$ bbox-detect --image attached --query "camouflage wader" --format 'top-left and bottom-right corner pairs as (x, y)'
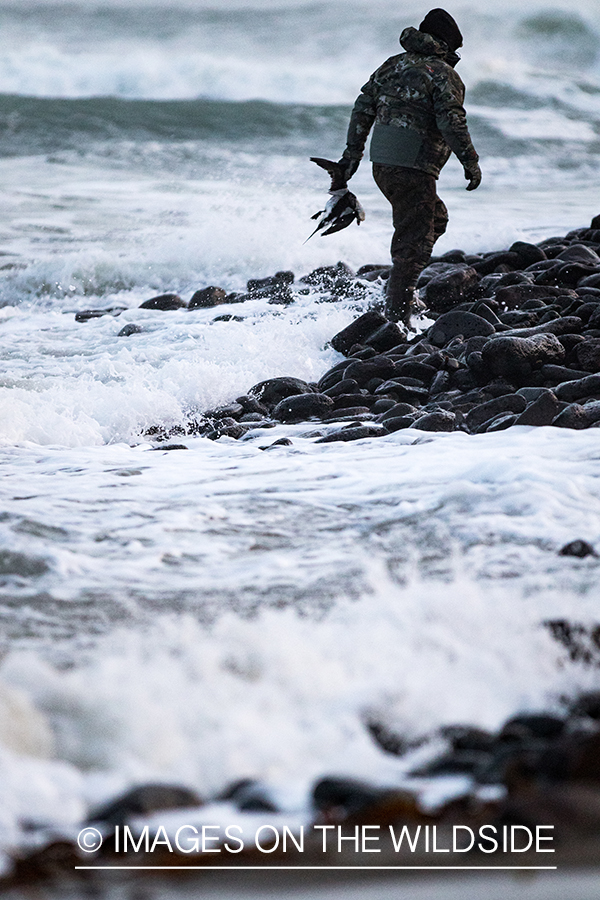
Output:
(372, 164), (448, 321)
(341, 26), (479, 322)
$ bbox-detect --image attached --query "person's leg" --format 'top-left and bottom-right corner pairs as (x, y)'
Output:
(372, 164), (440, 323)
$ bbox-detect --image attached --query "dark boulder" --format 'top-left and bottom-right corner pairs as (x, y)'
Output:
(75, 306), (126, 322)
(393, 361), (438, 384)
(272, 393), (333, 423)
(374, 381), (429, 404)
(515, 390), (566, 426)
(315, 424), (387, 443)
(313, 777), (389, 816)
(139, 293), (187, 310)
(423, 265), (480, 313)
(483, 413), (518, 432)
(410, 410), (456, 431)
(559, 540), (597, 559)
(481, 333), (565, 383)
(247, 270), (294, 292)
(301, 261), (354, 289)
(343, 355), (396, 386)
(118, 323), (144, 336)
(323, 378), (360, 398)
(188, 286), (228, 309)
(465, 394), (527, 431)
(556, 244), (600, 265)
(428, 311), (495, 346)
(555, 373), (600, 402)
(249, 376), (312, 408)
(383, 415), (417, 432)
(89, 784), (202, 826)
(509, 241), (547, 267)
(552, 401), (600, 429)
(330, 310), (387, 355)
(540, 364), (590, 385)
(364, 322), (406, 353)
(574, 339), (600, 372)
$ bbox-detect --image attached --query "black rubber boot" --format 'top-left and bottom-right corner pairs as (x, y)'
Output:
(384, 287), (414, 326)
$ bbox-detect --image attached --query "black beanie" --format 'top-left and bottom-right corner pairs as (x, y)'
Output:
(419, 8), (463, 51)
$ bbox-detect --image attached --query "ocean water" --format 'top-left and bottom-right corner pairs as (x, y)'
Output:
(1, 0), (600, 889)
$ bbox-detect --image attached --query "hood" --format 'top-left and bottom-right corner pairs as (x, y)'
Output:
(399, 26), (460, 66)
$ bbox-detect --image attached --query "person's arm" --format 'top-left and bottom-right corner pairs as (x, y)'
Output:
(338, 75), (378, 180)
(431, 71), (481, 190)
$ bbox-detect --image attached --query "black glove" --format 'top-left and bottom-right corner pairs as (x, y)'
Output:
(464, 161), (482, 191)
(337, 155), (360, 182)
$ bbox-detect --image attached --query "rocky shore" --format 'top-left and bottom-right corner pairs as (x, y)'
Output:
(81, 214), (600, 446)
(3, 692), (600, 892)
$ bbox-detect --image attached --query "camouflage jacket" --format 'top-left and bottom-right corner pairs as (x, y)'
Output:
(344, 27), (479, 178)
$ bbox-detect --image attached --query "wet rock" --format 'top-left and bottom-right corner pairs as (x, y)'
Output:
(331, 394), (372, 410)
(410, 410), (456, 431)
(555, 373), (600, 402)
(207, 422), (248, 440)
(366, 721), (408, 756)
(372, 397), (399, 414)
(578, 272), (600, 289)
(249, 376), (313, 408)
(374, 381), (429, 404)
(151, 443), (189, 450)
(219, 779), (279, 812)
(323, 378), (360, 398)
(429, 370), (451, 394)
(204, 402), (244, 420)
(75, 307), (126, 322)
(509, 241), (547, 267)
(383, 415), (417, 432)
(272, 392), (333, 423)
(465, 394), (527, 432)
(428, 311), (495, 346)
(301, 261), (354, 289)
(343, 355), (396, 386)
(247, 271), (294, 292)
(118, 323), (144, 336)
(481, 333), (565, 383)
(235, 395), (269, 416)
(330, 310), (387, 355)
(559, 540), (597, 558)
(574, 339), (600, 372)
(471, 251), (521, 275)
(315, 424), (387, 443)
(260, 437), (293, 450)
(188, 286), (228, 308)
(139, 293), (187, 310)
(89, 785), (202, 826)
(515, 390), (566, 426)
(499, 714), (566, 742)
(326, 408), (373, 421)
(570, 692), (600, 719)
(540, 364), (590, 385)
(475, 413), (515, 433)
(556, 244), (600, 266)
(552, 401), (600, 429)
(393, 361), (437, 384)
(312, 778), (389, 817)
(423, 265), (480, 313)
(365, 322), (406, 353)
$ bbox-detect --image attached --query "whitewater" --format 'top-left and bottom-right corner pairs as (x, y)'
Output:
(1, 0), (600, 888)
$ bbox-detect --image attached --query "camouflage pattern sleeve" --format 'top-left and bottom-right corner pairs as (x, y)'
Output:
(430, 70), (479, 169)
(343, 75), (378, 163)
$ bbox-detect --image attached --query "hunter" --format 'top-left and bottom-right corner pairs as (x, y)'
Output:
(338, 8), (481, 325)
